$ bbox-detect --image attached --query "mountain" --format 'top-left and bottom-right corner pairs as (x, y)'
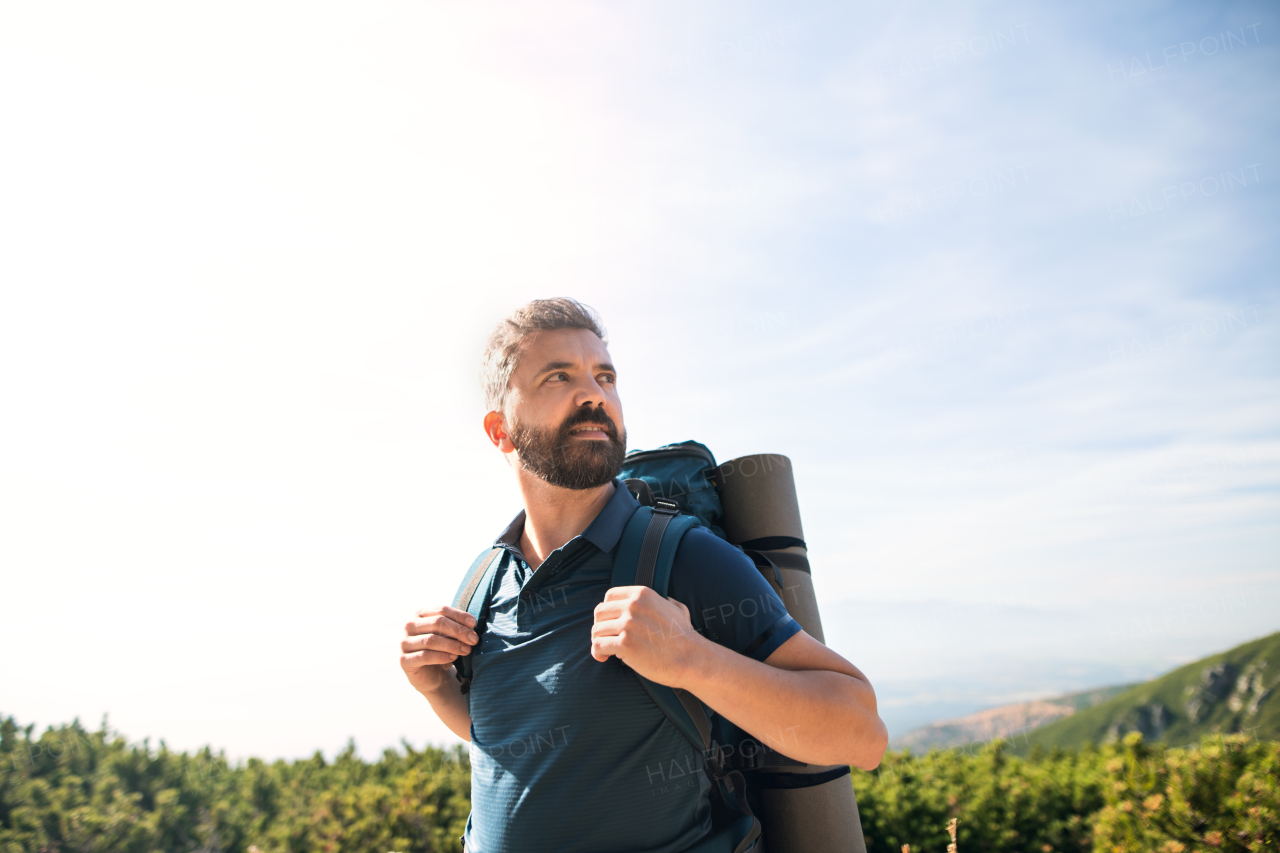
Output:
(1019, 630), (1280, 751)
(891, 684), (1136, 751)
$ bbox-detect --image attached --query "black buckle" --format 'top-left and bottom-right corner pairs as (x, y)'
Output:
(624, 477), (655, 507)
(704, 743), (728, 779)
(652, 497), (680, 516)
(454, 670), (472, 695)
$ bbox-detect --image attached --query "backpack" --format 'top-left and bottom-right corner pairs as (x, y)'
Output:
(452, 441), (862, 853)
(615, 442), (857, 853)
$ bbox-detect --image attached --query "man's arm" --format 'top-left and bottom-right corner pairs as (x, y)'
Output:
(591, 587), (887, 770)
(681, 628), (886, 770)
(400, 605), (478, 741)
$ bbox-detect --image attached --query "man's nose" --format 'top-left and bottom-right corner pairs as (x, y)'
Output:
(574, 376), (608, 406)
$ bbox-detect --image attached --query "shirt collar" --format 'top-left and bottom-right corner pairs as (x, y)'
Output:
(493, 479), (639, 557)
(582, 479), (640, 552)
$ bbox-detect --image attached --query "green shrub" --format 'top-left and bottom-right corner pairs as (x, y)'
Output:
(1091, 732), (1280, 852)
(0, 717), (469, 853)
(854, 734), (1280, 853)
(5, 715), (1278, 852)
(855, 740), (1107, 852)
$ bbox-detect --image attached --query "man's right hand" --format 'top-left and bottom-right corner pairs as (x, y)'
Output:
(400, 605), (480, 696)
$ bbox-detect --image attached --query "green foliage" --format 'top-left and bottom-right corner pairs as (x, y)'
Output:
(0, 716), (470, 853)
(4, 715), (1278, 852)
(1091, 732), (1280, 852)
(855, 740), (1108, 852)
(854, 733), (1280, 853)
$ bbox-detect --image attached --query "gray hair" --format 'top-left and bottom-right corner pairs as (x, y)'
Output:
(481, 298), (608, 412)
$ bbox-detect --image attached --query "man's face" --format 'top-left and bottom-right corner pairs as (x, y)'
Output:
(500, 327), (626, 490)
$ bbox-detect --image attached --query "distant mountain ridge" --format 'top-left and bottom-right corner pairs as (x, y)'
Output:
(891, 684), (1135, 751)
(1021, 630), (1280, 751)
(891, 630), (1280, 753)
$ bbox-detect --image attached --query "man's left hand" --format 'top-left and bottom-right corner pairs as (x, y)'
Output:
(590, 586), (706, 688)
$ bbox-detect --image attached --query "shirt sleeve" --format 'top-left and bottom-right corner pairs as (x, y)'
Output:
(667, 526), (802, 662)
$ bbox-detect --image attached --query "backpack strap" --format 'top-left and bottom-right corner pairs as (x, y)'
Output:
(740, 548), (785, 591)
(613, 500), (762, 853)
(451, 546), (504, 695)
(613, 501), (706, 749)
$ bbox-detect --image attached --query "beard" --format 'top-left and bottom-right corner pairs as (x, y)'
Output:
(508, 406), (627, 490)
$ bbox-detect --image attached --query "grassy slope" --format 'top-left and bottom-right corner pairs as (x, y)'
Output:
(1019, 630), (1280, 751)
(1057, 683), (1142, 712)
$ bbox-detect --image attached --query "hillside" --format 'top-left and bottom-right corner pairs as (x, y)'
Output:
(892, 684), (1135, 751)
(1019, 630), (1280, 751)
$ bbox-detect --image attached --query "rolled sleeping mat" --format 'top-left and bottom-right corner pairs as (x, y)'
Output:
(716, 454), (805, 545)
(716, 454), (822, 643)
(752, 545), (824, 645)
(756, 776), (866, 853)
(715, 453), (868, 853)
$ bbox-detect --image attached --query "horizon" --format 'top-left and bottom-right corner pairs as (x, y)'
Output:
(13, 628), (1280, 761)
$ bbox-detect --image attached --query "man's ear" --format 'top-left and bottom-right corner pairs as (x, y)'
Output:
(484, 410), (516, 453)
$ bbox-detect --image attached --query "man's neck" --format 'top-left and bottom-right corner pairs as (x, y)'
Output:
(516, 475), (616, 570)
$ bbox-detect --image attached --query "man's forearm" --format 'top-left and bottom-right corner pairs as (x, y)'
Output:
(678, 639), (886, 770)
(422, 667), (473, 742)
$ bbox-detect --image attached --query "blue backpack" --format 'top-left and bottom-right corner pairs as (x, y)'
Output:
(452, 441), (830, 853)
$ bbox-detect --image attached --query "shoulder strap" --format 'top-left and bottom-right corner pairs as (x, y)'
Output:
(614, 501), (708, 747)
(613, 501), (761, 853)
(613, 499), (697, 595)
(452, 546), (504, 695)
(454, 546), (503, 617)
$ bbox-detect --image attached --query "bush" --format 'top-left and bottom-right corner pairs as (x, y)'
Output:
(1091, 732), (1280, 852)
(855, 740), (1107, 852)
(4, 715), (1277, 852)
(0, 717), (470, 853)
(854, 734), (1279, 852)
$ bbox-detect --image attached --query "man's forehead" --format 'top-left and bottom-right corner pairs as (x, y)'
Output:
(517, 328), (613, 374)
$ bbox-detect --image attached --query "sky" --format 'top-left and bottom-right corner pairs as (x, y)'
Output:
(1, 0), (1277, 760)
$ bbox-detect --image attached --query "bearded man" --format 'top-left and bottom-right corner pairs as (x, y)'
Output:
(400, 298), (886, 853)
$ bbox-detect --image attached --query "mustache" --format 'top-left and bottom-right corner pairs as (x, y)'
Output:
(509, 403), (627, 490)
(559, 406), (619, 438)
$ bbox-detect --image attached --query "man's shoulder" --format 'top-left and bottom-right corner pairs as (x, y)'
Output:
(671, 524), (752, 571)
(668, 522), (797, 655)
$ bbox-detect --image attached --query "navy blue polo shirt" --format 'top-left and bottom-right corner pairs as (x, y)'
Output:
(462, 481), (801, 853)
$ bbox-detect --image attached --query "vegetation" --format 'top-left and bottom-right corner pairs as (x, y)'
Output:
(1091, 733), (1279, 853)
(856, 739), (1105, 852)
(0, 717), (470, 853)
(1022, 631), (1280, 752)
(4, 714), (1277, 853)
(856, 733), (1279, 852)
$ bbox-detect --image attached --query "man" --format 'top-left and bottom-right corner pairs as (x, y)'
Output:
(400, 298), (886, 852)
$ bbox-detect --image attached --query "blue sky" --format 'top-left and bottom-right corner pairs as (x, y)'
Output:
(1, 0), (1277, 757)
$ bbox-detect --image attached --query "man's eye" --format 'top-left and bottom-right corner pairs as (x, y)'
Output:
(549, 372), (569, 382)
(599, 374), (615, 384)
